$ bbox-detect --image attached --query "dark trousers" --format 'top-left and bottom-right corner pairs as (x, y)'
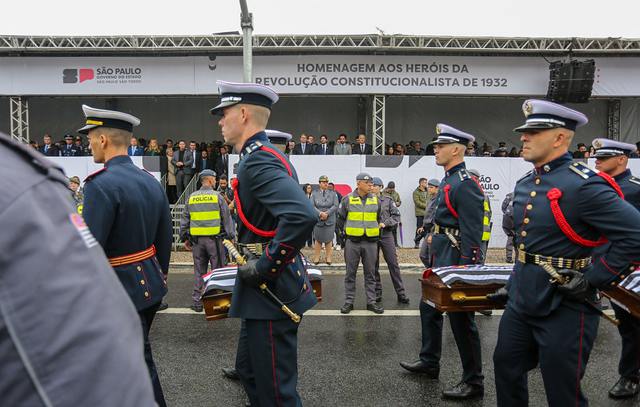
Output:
(166, 185), (177, 204)
(191, 237), (224, 306)
(612, 303), (640, 379)
(373, 230), (406, 298)
(236, 319), (302, 407)
(175, 170), (193, 198)
(139, 304), (166, 407)
(493, 305), (599, 407)
(415, 216), (424, 246)
(419, 301), (483, 385)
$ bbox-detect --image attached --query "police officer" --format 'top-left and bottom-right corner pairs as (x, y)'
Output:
(211, 81), (318, 406)
(79, 105), (172, 407)
(0, 133), (156, 406)
(338, 172), (384, 314)
(418, 178), (440, 268)
(400, 124), (485, 400)
(591, 138), (640, 399)
(491, 100), (640, 406)
(501, 192), (515, 263)
(180, 169), (235, 312)
(467, 168), (493, 259)
(371, 177), (409, 304)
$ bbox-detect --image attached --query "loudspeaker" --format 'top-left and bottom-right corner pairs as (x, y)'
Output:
(546, 59), (595, 103)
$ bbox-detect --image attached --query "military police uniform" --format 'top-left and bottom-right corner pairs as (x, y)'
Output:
(79, 105), (172, 407)
(591, 138), (640, 398)
(371, 177), (409, 303)
(180, 169), (235, 312)
(211, 81), (318, 407)
(493, 100), (640, 406)
(401, 124), (486, 399)
(0, 133), (156, 406)
(337, 172), (384, 314)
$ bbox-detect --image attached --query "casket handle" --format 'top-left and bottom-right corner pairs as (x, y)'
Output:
(451, 292), (488, 303)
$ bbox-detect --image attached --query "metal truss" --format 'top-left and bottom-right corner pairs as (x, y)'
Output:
(3, 35), (640, 55)
(372, 95), (386, 155)
(10, 97), (29, 144)
(607, 99), (621, 140)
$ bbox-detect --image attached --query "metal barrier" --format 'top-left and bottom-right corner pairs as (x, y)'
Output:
(170, 173), (200, 249)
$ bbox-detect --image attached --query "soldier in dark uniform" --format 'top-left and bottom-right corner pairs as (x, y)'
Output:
(79, 105), (172, 407)
(371, 177), (409, 304)
(0, 133), (156, 406)
(491, 100), (640, 406)
(591, 138), (640, 399)
(400, 124), (485, 400)
(211, 80), (318, 406)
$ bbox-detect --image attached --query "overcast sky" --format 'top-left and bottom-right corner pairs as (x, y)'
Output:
(3, 0), (639, 38)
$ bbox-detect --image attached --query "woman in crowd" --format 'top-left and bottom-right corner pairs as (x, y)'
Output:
(285, 140), (296, 156)
(145, 138), (162, 156)
(386, 145), (395, 156)
(310, 175), (339, 264)
(165, 147), (177, 204)
(303, 183), (314, 247)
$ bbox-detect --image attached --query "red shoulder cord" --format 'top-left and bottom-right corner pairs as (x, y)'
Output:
(546, 172), (624, 248)
(232, 146), (294, 238)
(443, 184), (459, 219)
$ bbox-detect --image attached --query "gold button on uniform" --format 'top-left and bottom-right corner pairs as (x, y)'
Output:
(521, 231), (527, 237)
(140, 280), (145, 285)
(276, 260), (282, 265)
(137, 266), (142, 271)
(519, 244), (525, 250)
(535, 178), (541, 185)
(524, 218), (530, 224)
(271, 268), (277, 273)
(526, 204), (533, 210)
(144, 292), (149, 297)
(280, 250), (286, 255)
(530, 191), (537, 197)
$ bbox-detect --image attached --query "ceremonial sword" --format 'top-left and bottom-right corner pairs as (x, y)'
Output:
(538, 261), (619, 326)
(222, 239), (302, 324)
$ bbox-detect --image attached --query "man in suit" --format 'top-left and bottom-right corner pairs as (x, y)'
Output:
(215, 145), (231, 176)
(172, 140), (194, 198)
(128, 137), (144, 156)
(196, 149), (215, 172)
(292, 134), (314, 155)
(354, 134), (373, 155)
(38, 133), (59, 156)
(307, 134), (318, 154)
(315, 134), (333, 155)
(334, 133), (352, 155)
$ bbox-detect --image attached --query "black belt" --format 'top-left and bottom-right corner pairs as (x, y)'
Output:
(517, 251), (592, 271)
(432, 224), (460, 237)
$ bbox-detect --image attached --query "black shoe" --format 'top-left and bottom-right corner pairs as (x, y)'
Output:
(399, 360), (439, 378)
(340, 303), (354, 314)
(190, 304), (203, 313)
(221, 367), (240, 381)
(157, 302), (169, 311)
(609, 377), (639, 399)
(367, 303), (384, 314)
(375, 295), (383, 303)
(397, 295), (410, 304)
(442, 382), (484, 399)
(478, 310), (492, 316)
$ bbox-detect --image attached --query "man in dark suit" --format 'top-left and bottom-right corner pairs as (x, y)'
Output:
(128, 137), (144, 156)
(292, 134), (314, 155)
(354, 134), (373, 155)
(196, 149), (215, 172)
(215, 145), (231, 176)
(38, 133), (59, 156)
(315, 134), (333, 155)
(172, 140), (195, 197)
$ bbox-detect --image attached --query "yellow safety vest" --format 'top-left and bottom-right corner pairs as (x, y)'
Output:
(482, 197), (492, 242)
(188, 191), (221, 236)
(345, 195), (380, 237)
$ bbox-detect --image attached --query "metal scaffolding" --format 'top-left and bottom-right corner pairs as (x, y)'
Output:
(372, 95), (386, 155)
(10, 97), (29, 144)
(2, 35), (640, 55)
(607, 99), (621, 140)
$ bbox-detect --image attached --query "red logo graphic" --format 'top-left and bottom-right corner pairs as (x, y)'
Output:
(63, 68), (94, 84)
(79, 68), (94, 83)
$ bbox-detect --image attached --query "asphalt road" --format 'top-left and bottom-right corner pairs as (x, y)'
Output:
(151, 270), (639, 406)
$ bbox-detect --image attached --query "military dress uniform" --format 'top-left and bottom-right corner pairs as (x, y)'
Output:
(409, 125), (486, 397)
(591, 138), (640, 398)
(337, 173), (383, 314)
(180, 169), (235, 311)
(0, 133), (156, 406)
(493, 100), (640, 407)
(211, 81), (318, 407)
(79, 106), (172, 407)
(372, 177), (409, 303)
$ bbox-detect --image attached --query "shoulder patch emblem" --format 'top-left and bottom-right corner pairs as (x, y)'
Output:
(458, 169), (471, 181)
(569, 162), (596, 180)
(84, 167), (107, 182)
(69, 213), (98, 249)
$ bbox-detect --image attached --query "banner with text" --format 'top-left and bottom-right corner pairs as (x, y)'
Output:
(2, 55), (639, 96)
